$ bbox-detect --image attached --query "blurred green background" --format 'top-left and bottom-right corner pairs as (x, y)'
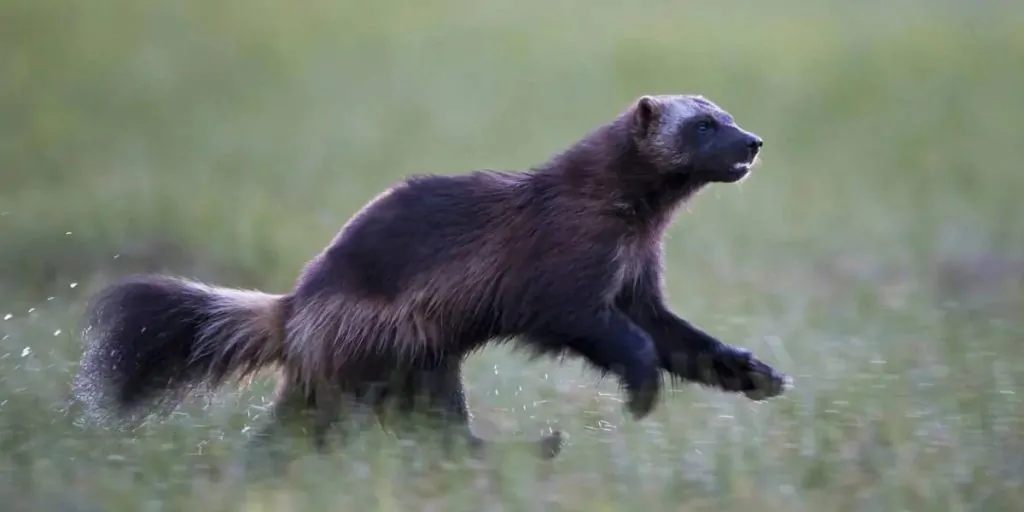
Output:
(2, 0), (1023, 510)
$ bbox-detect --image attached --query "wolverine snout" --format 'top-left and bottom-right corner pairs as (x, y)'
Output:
(745, 134), (763, 151)
(740, 131), (763, 162)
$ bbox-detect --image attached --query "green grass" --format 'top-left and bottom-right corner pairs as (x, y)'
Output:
(2, 0), (1024, 510)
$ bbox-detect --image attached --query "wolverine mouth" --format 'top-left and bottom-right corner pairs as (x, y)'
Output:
(727, 153), (759, 178)
(737, 152), (760, 170)
(711, 160), (754, 183)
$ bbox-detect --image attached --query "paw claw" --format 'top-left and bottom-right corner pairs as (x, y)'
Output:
(711, 346), (789, 401)
(742, 366), (790, 401)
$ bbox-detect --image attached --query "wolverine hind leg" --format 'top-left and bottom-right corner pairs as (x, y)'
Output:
(390, 357), (563, 461)
(231, 373), (365, 482)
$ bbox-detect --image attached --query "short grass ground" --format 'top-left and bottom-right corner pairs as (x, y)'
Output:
(2, 1), (1023, 510)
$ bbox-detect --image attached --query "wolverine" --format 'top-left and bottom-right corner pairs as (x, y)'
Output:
(72, 94), (789, 474)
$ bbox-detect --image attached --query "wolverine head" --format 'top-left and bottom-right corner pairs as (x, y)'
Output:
(630, 94), (763, 183)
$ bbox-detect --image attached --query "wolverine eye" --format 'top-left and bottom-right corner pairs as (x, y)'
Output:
(695, 120), (714, 133)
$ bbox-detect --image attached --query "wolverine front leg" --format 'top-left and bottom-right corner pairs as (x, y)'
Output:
(617, 269), (789, 401)
(637, 307), (788, 399)
(526, 308), (662, 420)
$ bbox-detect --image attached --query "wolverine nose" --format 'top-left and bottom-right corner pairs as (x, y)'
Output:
(746, 135), (763, 151)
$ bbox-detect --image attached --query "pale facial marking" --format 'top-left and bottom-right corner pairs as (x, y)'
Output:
(645, 95), (724, 167)
(658, 95), (703, 127)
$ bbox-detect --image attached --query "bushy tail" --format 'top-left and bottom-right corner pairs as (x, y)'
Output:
(72, 274), (287, 425)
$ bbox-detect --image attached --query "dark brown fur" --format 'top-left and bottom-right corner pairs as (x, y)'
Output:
(72, 94), (789, 475)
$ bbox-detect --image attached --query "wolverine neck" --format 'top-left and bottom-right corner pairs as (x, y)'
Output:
(532, 122), (705, 230)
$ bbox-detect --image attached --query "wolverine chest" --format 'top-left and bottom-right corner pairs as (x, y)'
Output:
(606, 235), (657, 301)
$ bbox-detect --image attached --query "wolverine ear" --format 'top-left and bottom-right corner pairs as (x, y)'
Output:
(634, 95), (661, 133)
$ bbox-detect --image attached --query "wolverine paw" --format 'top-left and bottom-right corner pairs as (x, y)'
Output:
(742, 363), (791, 401)
(537, 430), (564, 460)
(711, 347), (790, 401)
(624, 376), (660, 420)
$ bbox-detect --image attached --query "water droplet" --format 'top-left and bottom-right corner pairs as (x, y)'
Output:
(21, 347), (31, 358)
(113, 254), (120, 259)
(3, 314), (11, 321)
(70, 282), (78, 289)
(27, 308), (35, 314)
(65, 231), (73, 236)
(54, 330), (62, 336)
(46, 297), (54, 301)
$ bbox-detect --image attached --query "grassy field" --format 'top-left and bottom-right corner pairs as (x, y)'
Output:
(2, 0), (1024, 510)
